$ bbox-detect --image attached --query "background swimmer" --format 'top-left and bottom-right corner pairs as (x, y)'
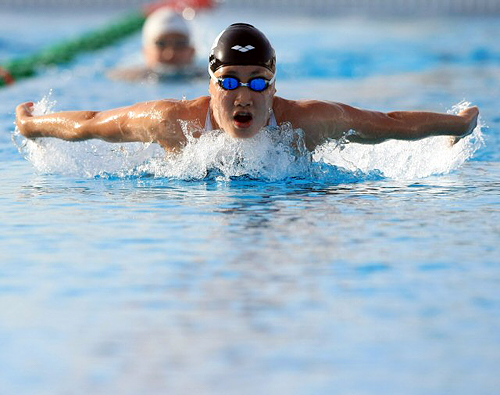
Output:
(17, 23), (479, 153)
(108, 7), (202, 82)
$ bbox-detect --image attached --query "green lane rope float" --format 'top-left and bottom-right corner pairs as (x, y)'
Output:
(0, 0), (215, 88)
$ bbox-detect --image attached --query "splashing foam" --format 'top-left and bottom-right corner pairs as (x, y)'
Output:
(13, 95), (166, 178)
(315, 101), (484, 179)
(13, 97), (483, 182)
(136, 120), (315, 181)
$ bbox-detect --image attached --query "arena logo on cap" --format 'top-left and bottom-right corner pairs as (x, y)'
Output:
(231, 45), (255, 52)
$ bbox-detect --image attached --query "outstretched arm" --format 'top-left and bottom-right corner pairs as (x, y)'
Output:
(279, 98), (479, 150)
(15, 99), (192, 149)
(341, 104), (479, 144)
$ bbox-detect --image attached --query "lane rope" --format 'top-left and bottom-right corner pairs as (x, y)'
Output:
(0, 0), (214, 88)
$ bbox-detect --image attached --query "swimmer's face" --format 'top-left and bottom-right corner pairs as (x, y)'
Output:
(209, 65), (276, 139)
(143, 32), (195, 68)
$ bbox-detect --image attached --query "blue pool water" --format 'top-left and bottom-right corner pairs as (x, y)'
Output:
(1, 6), (500, 395)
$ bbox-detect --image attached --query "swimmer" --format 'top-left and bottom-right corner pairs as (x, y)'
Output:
(108, 7), (202, 81)
(17, 23), (478, 152)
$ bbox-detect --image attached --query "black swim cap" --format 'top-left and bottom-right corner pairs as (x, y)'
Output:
(209, 23), (276, 73)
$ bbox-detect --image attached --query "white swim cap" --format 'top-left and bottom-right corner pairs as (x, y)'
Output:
(142, 8), (190, 46)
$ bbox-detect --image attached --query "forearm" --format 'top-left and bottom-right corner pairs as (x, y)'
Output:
(16, 102), (165, 143)
(384, 111), (472, 139)
(18, 111), (98, 141)
(343, 106), (478, 144)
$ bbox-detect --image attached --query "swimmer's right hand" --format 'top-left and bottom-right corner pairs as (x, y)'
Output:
(15, 102), (35, 137)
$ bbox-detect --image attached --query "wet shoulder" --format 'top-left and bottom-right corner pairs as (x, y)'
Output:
(274, 97), (326, 127)
(272, 96), (347, 150)
(151, 96), (210, 123)
(273, 96), (345, 128)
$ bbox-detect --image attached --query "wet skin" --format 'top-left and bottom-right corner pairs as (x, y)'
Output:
(208, 65), (276, 139)
(15, 61), (479, 153)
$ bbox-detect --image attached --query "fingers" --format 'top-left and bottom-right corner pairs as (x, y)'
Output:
(458, 106), (479, 137)
(16, 102), (34, 118)
(15, 102), (36, 137)
(459, 106), (479, 121)
(24, 101), (34, 113)
(447, 107), (480, 146)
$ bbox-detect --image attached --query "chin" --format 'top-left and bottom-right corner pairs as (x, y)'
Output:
(229, 127), (260, 139)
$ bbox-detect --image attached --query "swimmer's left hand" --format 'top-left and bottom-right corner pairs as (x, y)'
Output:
(450, 106), (479, 145)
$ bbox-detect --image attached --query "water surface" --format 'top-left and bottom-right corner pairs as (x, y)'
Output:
(1, 7), (499, 395)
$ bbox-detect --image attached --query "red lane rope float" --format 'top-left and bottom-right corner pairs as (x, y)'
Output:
(0, 66), (15, 85)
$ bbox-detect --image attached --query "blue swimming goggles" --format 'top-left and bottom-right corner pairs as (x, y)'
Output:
(208, 68), (276, 92)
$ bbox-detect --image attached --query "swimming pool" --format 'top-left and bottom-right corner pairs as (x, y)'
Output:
(1, 5), (499, 395)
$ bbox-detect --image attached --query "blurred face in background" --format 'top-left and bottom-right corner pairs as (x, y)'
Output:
(143, 32), (195, 68)
(142, 8), (195, 69)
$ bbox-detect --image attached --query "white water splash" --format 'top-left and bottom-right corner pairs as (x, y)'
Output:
(13, 97), (484, 182)
(135, 121), (311, 181)
(314, 100), (484, 179)
(13, 94), (166, 178)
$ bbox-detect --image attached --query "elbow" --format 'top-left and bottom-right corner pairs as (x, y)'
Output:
(384, 112), (425, 141)
(71, 112), (99, 141)
(349, 111), (402, 143)
(348, 122), (392, 144)
(71, 124), (91, 141)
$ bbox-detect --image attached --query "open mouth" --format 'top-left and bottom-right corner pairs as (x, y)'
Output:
(233, 112), (253, 128)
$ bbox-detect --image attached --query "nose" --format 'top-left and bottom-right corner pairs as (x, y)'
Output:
(161, 47), (176, 63)
(234, 87), (253, 107)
